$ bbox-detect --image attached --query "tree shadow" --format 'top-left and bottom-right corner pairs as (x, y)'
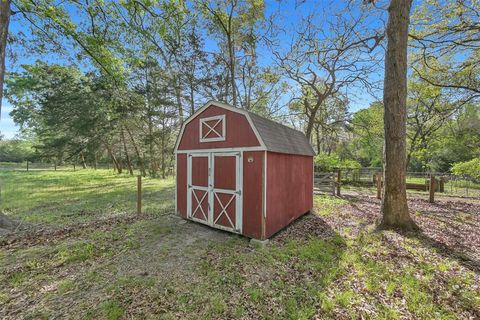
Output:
(329, 193), (480, 273)
(402, 229), (480, 274)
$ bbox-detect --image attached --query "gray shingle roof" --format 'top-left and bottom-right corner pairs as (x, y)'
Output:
(247, 111), (315, 156)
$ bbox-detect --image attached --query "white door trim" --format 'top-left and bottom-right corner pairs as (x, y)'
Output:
(187, 151), (243, 233)
(187, 152), (211, 225)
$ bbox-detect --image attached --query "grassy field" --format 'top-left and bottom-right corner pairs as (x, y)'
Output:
(0, 169), (175, 224)
(1, 170), (479, 319)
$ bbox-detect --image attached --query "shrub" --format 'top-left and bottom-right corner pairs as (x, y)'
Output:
(314, 153), (361, 172)
(451, 158), (480, 180)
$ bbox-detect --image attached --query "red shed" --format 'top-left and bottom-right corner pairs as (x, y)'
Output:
(174, 101), (315, 240)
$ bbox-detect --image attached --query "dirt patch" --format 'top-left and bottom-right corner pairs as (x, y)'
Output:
(0, 213), (29, 236)
(2, 193), (479, 319)
(0, 213), (162, 249)
(0, 214), (234, 319)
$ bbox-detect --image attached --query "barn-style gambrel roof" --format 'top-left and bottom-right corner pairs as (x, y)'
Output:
(175, 100), (315, 156)
(246, 111), (315, 156)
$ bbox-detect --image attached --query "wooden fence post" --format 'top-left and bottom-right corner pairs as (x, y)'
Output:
(429, 175), (435, 203)
(137, 175), (142, 214)
(376, 173), (382, 200)
(331, 174), (336, 196)
(26, 160), (29, 172)
(336, 170), (341, 196)
(439, 177), (444, 193)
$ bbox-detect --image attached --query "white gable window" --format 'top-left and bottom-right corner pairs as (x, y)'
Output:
(199, 115), (226, 142)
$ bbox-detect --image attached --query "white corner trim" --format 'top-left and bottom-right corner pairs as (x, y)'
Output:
(264, 151), (267, 219)
(174, 100), (267, 152)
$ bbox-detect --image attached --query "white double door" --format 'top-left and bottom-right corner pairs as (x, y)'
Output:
(187, 152), (242, 233)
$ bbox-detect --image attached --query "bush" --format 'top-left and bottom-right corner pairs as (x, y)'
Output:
(315, 153), (361, 172)
(451, 158), (480, 180)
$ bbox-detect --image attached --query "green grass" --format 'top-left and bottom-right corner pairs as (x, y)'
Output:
(0, 169), (175, 224)
(314, 195), (348, 217)
(98, 300), (124, 320)
(0, 170), (478, 319)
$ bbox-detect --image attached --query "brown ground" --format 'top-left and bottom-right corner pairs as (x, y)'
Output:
(1, 192), (479, 319)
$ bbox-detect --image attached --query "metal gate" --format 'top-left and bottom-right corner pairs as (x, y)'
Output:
(187, 152), (242, 233)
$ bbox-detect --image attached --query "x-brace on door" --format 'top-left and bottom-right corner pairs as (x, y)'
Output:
(187, 152), (242, 233)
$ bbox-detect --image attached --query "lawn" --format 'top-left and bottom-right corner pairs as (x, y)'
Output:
(1, 170), (479, 319)
(0, 169), (175, 224)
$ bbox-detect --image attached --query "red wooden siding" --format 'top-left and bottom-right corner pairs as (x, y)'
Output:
(242, 151), (264, 239)
(176, 154), (187, 218)
(265, 152), (313, 238)
(190, 155), (210, 222)
(213, 154), (238, 229)
(191, 156), (209, 187)
(177, 105), (260, 150)
(214, 155), (236, 190)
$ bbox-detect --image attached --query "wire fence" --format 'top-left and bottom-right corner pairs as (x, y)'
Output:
(0, 168), (175, 226)
(1, 161), (175, 174)
(314, 167), (480, 198)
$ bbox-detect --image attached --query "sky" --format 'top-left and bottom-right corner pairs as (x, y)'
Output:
(0, 103), (17, 139)
(0, 0), (386, 140)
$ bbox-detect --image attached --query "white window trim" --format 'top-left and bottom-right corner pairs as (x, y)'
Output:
(199, 115), (226, 143)
(174, 100), (267, 152)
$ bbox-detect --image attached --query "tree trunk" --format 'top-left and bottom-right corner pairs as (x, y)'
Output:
(305, 109), (317, 141)
(189, 82), (195, 115)
(104, 142), (122, 174)
(93, 153), (97, 170)
(160, 123), (166, 179)
(174, 76), (184, 124)
(125, 125), (147, 177)
(80, 151), (87, 169)
(379, 0), (418, 231)
(227, 33), (237, 107)
(121, 127), (134, 175)
(147, 111), (156, 176)
(0, 0), (10, 112)
(315, 123), (321, 155)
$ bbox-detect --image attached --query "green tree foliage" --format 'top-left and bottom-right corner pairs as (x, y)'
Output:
(451, 158), (480, 180)
(6, 62), (111, 163)
(411, 0), (480, 102)
(429, 104), (480, 172)
(0, 138), (33, 162)
(314, 153), (360, 172)
(343, 101), (384, 167)
(405, 78), (464, 171)
(199, 0), (269, 109)
(1, 0), (478, 178)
